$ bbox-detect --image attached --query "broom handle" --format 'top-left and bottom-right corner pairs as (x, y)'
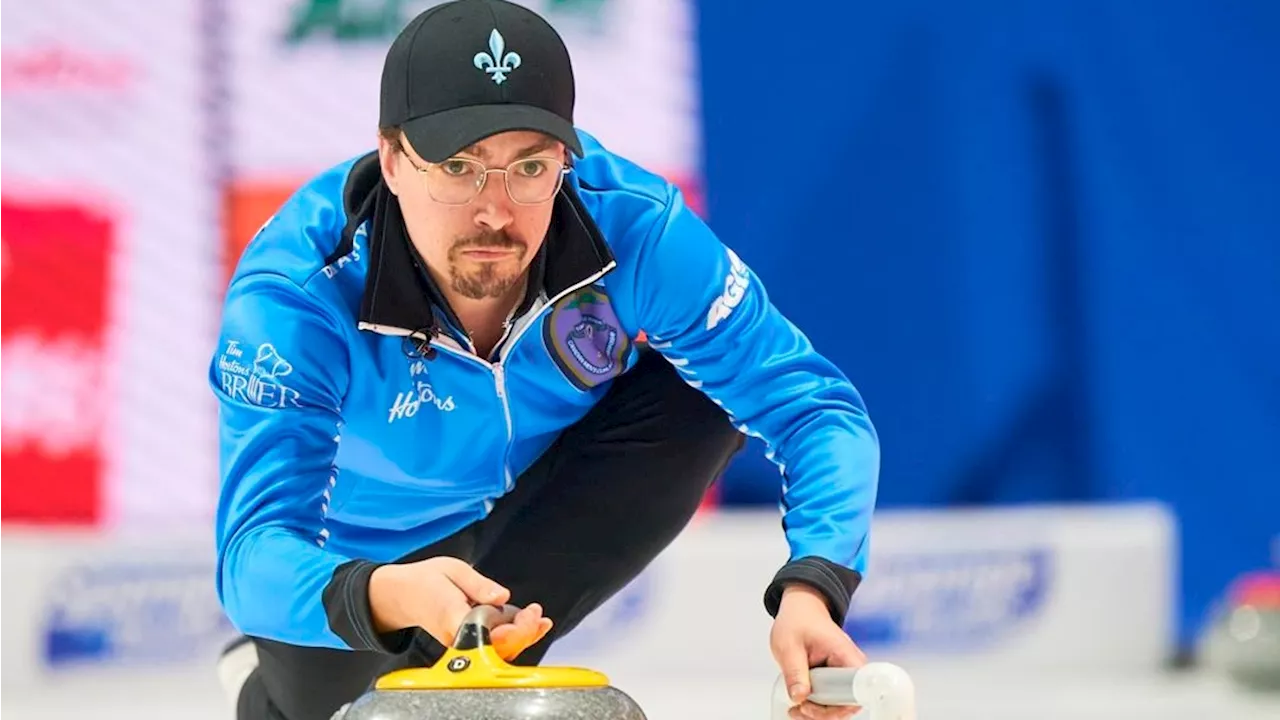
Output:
(771, 664), (917, 719)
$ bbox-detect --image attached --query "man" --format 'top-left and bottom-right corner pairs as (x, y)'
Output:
(211, 1), (879, 719)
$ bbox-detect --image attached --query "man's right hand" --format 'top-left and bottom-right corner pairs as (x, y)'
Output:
(368, 557), (553, 661)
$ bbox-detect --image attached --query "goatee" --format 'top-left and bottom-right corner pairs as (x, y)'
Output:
(447, 229), (527, 300)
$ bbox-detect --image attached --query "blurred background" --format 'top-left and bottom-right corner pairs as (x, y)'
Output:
(2, 0), (1278, 718)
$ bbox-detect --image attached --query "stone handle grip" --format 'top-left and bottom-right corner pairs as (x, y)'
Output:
(451, 604), (522, 649)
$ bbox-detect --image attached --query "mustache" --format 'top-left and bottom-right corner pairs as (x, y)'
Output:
(451, 230), (525, 252)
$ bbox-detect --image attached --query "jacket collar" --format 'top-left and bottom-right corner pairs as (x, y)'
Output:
(329, 152), (615, 343)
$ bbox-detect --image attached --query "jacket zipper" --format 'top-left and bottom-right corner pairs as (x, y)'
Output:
(493, 364), (513, 491)
(359, 260), (618, 499)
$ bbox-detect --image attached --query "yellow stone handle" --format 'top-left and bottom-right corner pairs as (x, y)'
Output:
(374, 604), (612, 690)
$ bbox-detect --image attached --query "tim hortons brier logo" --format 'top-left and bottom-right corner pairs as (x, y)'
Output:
(218, 340), (302, 409)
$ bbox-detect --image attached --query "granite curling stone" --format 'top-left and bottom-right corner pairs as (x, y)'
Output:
(331, 605), (647, 720)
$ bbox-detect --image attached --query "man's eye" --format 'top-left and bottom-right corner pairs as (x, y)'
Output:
(515, 160), (548, 177)
(440, 160), (473, 176)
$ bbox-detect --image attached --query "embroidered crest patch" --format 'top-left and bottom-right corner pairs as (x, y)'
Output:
(543, 285), (630, 390)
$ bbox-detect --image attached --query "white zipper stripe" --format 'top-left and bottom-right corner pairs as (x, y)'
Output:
(356, 322), (419, 338)
(486, 262), (616, 494)
(494, 364), (514, 491)
(496, 261), (617, 365)
(358, 259), (617, 368)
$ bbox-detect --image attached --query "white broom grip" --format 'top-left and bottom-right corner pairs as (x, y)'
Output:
(772, 663), (917, 720)
(806, 666), (860, 705)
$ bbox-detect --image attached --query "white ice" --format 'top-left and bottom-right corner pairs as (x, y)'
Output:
(4, 661), (1278, 720)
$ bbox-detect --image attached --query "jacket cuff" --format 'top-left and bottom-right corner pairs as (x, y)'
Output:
(763, 557), (862, 625)
(323, 560), (414, 654)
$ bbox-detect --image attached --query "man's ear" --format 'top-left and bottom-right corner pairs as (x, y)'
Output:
(377, 133), (401, 196)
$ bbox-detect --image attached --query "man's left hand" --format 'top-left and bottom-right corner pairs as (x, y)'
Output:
(770, 584), (867, 720)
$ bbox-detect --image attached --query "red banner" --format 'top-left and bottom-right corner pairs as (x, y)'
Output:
(2, 199), (115, 524)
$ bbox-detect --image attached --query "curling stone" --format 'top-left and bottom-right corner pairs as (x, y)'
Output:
(330, 604), (647, 720)
(1203, 570), (1280, 693)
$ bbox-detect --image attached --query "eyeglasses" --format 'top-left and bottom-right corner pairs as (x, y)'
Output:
(404, 152), (569, 206)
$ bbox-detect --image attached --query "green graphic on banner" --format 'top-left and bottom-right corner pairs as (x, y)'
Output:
(548, 0), (608, 17)
(283, 0), (611, 45)
(283, 0), (416, 44)
(549, 0), (608, 34)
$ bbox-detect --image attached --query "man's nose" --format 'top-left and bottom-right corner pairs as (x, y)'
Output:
(473, 171), (514, 230)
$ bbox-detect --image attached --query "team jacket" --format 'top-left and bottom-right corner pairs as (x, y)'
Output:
(211, 130), (880, 651)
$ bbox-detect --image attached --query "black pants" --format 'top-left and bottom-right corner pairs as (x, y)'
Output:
(237, 350), (745, 720)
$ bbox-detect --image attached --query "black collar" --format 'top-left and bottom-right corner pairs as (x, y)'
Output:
(328, 152), (615, 343)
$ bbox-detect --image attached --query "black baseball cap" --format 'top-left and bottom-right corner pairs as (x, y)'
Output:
(379, 0), (582, 163)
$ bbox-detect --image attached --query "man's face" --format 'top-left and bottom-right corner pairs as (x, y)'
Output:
(379, 130), (565, 301)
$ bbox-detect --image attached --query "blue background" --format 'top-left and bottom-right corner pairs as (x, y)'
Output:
(697, 0), (1280, 652)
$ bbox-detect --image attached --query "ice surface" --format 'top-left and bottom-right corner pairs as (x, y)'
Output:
(4, 661), (1279, 720)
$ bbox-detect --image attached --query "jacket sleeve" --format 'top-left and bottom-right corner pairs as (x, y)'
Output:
(211, 272), (405, 651)
(626, 188), (881, 623)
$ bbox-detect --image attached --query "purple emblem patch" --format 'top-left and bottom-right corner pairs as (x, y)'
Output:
(543, 285), (631, 390)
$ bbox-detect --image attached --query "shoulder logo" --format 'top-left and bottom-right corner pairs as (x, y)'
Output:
(252, 343), (293, 380)
(544, 285), (630, 391)
(217, 340), (301, 409)
(474, 29), (521, 85)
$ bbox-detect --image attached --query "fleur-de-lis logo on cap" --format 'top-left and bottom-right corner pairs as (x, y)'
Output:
(473, 29), (521, 85)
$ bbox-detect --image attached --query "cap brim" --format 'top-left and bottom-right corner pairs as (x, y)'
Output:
(400, 104), (583, 163)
